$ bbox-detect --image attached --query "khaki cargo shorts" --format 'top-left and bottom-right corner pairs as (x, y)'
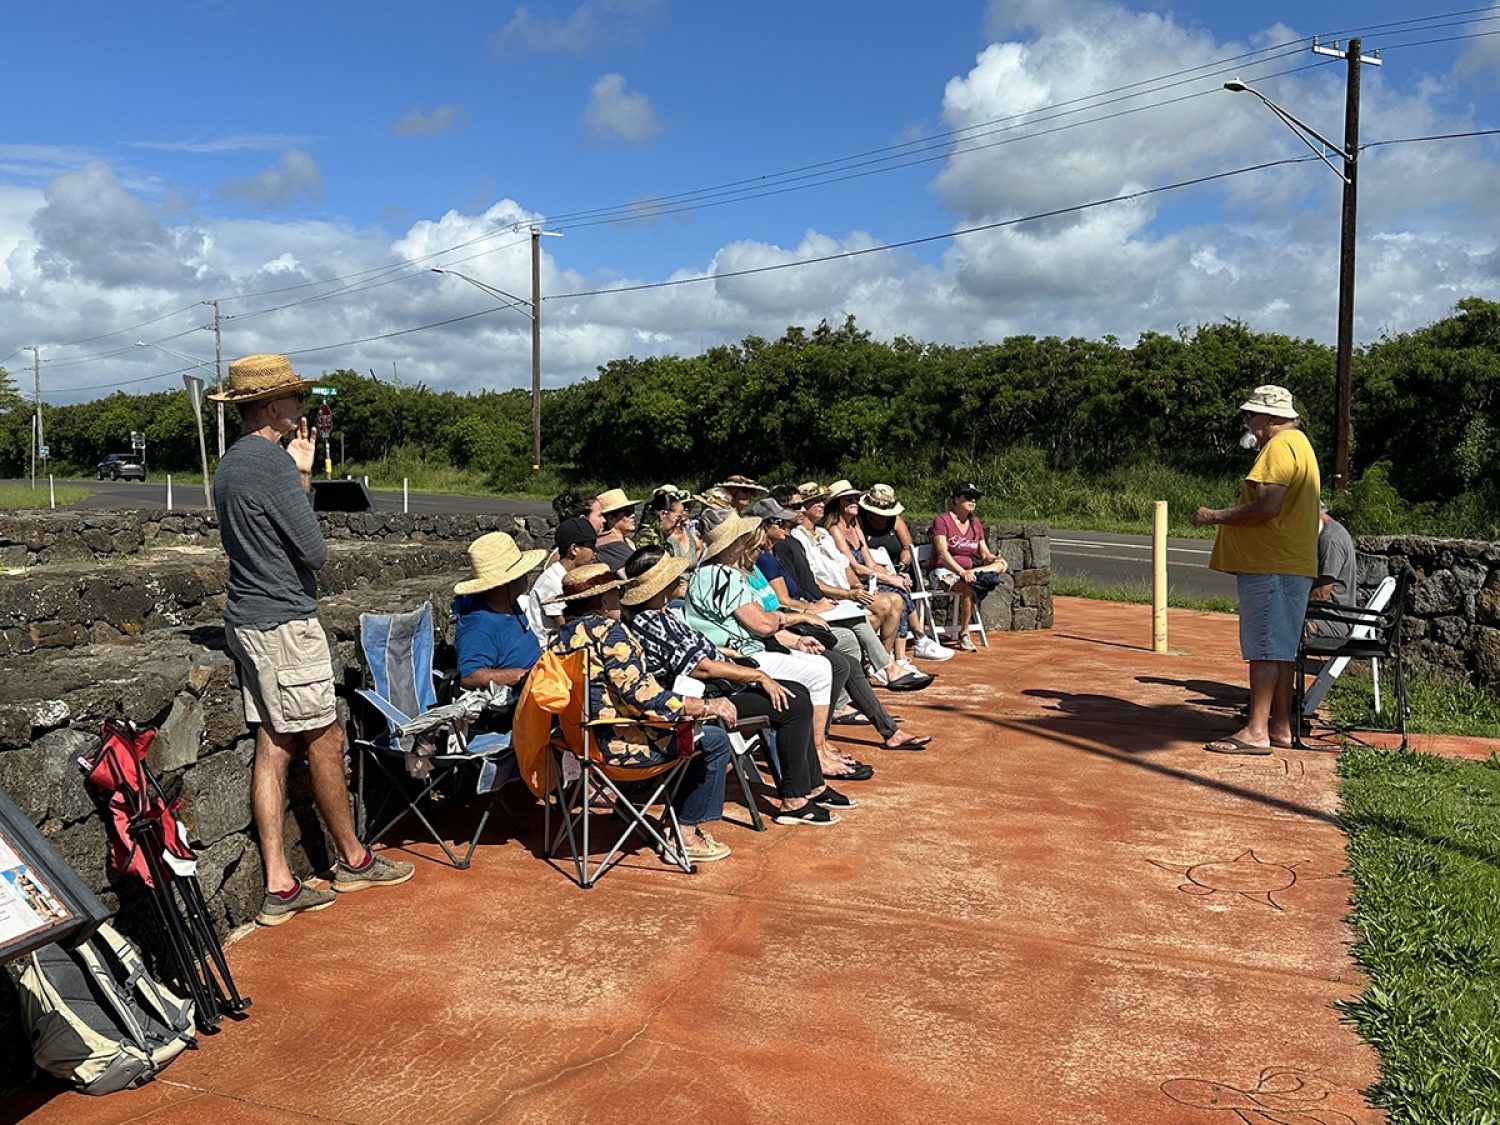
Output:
(224, 617), (337, 734)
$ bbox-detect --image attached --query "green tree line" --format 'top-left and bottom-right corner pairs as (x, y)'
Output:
(4, 298), (1498, 534)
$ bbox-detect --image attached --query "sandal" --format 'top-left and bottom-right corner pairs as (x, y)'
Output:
(883, 734), (931, 751)
(822, 760), (875, 781)
(831, 710), (869, 726)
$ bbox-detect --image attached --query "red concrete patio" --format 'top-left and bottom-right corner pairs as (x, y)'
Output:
(13, 596), (1453, 1124)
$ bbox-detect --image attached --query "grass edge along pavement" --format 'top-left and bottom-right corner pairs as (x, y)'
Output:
(0, 483), (90, 510)
(1336, 745), (1500, 1122)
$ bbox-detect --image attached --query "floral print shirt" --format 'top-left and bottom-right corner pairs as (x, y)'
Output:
(549, 615), (687, 765)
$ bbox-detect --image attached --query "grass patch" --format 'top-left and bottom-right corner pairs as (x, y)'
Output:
(1329, 668), (1500, 740)
(1049, 573), (1238, 614)
(1337, 746), (1500, 1121)
(0, 483), (91, 509)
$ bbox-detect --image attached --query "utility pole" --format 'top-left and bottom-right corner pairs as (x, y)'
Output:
(1313, 35), (1380, 492)
(30, 347), (42, 489)
(530, 227), (542, 473)
(203, 299), (225, 456)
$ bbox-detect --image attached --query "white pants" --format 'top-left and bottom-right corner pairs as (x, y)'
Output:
(750, 649), (833, 706)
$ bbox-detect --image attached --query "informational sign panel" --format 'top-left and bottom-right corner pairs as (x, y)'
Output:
(316, 402), (333, 435)
(0, 786), (110, 964)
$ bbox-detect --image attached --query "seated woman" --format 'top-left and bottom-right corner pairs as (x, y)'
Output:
(454, 532), (547, 696)
(635, 485), (702, 560)
(855, 483), (953, 663)
(690, 514), (928, 770)
(550, 563), (739, 863)
(593, 488), (640, 575)
(623, 548), (845, 825)
(929, 481), (1009, 653)
(792, 482), (931, 692)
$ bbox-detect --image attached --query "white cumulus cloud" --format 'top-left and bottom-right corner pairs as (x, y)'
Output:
(583, 73), (663, 144)
(218, 150), (323, 208)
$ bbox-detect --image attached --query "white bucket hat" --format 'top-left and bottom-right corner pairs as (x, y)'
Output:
(1239, 384), (1298, 420)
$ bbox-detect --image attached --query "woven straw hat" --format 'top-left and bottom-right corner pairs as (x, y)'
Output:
(714, 474), (767, 496)
(556, 562), (630, 602)
(453, 532), (548, 595)
(701, 513), (763, 562)
(621, 554), (693, 607)
(596, 487), (638, 515)
(826, 478), (860, 503)
(859, 483), (904, 517)
(796, 480), (830, 504)
(694, 486), (733, 509)
(208, 354), (314, 404)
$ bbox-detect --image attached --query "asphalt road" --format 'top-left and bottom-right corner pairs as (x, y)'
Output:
(15, 477), (1237, 600)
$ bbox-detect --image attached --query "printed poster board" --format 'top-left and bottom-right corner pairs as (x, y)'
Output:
(0, 785), (109, 964)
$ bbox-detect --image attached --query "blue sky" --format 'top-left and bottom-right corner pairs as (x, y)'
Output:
(3, 0), (1499, 402)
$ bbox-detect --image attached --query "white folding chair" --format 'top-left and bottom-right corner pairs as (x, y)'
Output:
(912, 543), (988, 647)
(1300, 575), (1397, 717)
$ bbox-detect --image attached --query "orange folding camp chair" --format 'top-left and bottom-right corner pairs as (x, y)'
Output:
(513, 647), (704, 887)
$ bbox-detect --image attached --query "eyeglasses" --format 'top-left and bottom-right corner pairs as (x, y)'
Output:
(776, 519), (798, 529)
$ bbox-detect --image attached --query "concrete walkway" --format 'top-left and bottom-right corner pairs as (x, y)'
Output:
(12, 598), (1392, 1124)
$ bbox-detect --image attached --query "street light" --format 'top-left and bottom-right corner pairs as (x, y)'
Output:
(136, 341), (226, 459)
(136, 341), (215, 507)
(432, 225), (561, 473)
(1225, 59), (1373, 493)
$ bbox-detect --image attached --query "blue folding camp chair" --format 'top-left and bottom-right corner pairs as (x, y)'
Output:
(352, 602), (519, 869)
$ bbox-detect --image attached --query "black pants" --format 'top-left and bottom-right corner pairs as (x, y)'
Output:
(729, 681), (823, 799)
(821, 647), (898, 740)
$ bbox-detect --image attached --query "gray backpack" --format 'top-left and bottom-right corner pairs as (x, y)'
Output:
(15, 922), (196, 1094)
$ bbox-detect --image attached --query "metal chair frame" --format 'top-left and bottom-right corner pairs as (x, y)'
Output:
(1294, 570), (1412, 751)
(912, 543), (989, 647)
(352, 603), (518, 869)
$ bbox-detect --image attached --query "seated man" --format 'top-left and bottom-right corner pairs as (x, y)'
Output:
(526, 517), (597, 638)
(1308, 502), (1357, 637)
(453, 533), (547, 712)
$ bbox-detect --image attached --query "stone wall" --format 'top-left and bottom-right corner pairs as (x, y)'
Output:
(1356, 535), (1500, 689)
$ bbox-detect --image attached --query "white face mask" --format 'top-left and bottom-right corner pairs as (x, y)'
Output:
(1239, 430), (1260, 451)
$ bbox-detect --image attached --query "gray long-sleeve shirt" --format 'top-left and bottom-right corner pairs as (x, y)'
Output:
(214, 435), (327, 629)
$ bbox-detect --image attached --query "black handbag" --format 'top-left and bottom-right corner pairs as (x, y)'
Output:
(788, 620), (839, 650)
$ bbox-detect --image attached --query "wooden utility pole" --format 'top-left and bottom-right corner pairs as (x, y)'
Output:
(30, 346), (42, 488)
(530, 227), (542, 473)
(1313, 35), (1381, 491)
(203, 298), (225, 456)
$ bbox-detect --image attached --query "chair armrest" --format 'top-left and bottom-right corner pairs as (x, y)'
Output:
(355, 688), (414, 731)
(730, 714), (773, 733)
(1304, 602), (1385, 625)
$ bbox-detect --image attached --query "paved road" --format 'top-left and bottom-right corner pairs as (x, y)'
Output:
(16, 478), (1235, 599)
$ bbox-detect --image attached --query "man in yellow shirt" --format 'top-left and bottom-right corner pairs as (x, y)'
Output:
(1192, 385), (1321, 754)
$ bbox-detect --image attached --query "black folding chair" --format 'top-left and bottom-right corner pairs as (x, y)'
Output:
(1294, 568), (1413, 751)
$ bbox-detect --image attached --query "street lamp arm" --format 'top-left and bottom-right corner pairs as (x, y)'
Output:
(134, 340), (217, 372)
(1224, 80), (1352, 181)
(429, 268), (534, 320)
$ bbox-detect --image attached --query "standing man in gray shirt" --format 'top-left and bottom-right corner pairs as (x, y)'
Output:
(211, 355), (413, 927)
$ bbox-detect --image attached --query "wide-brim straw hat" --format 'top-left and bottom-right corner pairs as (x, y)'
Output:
(796, 480), (830, 504)
(208, 354), (314, 404)
(715, 474), (767, 496)
(694, 486), (734, 509)
(1238, 384), (1299, 420)
(556, 562), (630, 602)
(596, 487), (639, 515)
(621, 554), (693, 607)
(454, 532), (548, 595)
(701, 513), (763, 562)
(859, 483), (904, 517)
(826, 478), (860, 503)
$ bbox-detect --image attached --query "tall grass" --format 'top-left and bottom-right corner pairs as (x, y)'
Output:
(0, 483), (90, 510)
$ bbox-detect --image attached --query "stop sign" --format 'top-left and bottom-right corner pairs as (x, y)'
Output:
(316, 402), (333, 435)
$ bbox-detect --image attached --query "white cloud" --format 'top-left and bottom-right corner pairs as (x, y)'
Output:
(124, 134), (317, 154)
(583, 73), (663, 144)
(492, 0), (660, 55)
(217, 150), (323, 208)
(392, 106), (466, 137)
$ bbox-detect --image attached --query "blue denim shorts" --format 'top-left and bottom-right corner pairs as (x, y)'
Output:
(1237, 573), (1315, 662)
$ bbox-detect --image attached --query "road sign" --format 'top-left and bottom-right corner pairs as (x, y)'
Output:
(316, 402), (333, 436)
(38, 445), (48, 459)
(130, 431), (145, 450)
(310, 386), (338, 397)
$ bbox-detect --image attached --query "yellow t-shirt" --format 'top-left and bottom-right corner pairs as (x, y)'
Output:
(1209, 427), (1321, 577)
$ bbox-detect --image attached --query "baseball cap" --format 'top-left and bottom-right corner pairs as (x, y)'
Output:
(747, 497), (798, 521)
(952, 481), (982, 499)
(554, 516), (597, 553)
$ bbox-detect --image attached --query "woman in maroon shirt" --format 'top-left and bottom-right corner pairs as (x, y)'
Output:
(929, 481), (1008, 652)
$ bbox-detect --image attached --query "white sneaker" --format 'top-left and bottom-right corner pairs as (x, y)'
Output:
(868, 665), (889, 686)
(913, 636), (956, 662)
(896, 658), (921, 677)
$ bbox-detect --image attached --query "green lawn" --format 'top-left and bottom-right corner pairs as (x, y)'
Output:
(1337, 746), (1500, 1122)
(1048, 573), (1238, 614)
(0, 482), (90, 510)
